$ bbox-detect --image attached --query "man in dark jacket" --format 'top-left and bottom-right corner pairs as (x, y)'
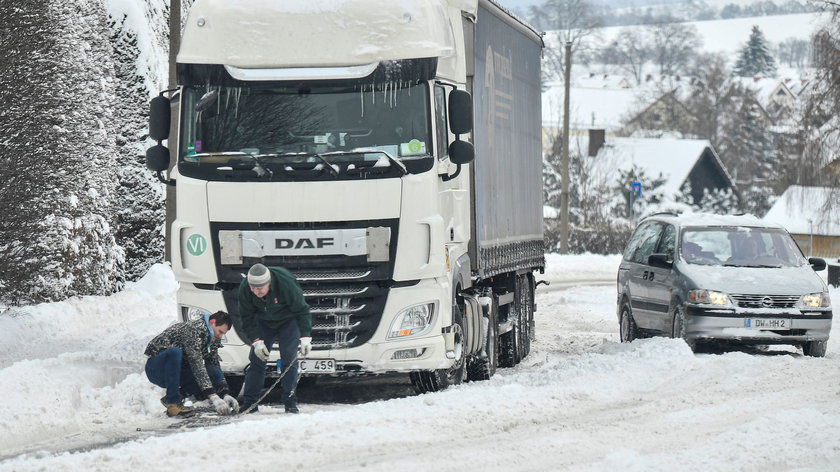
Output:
(144, 311), (240, 417)
(238, 263), (312, 413)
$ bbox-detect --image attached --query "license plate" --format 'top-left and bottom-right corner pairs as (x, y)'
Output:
(299, 358), (336, 374)
(745, 318), (791, 330)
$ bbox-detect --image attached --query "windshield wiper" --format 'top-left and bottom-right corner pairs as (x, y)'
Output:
(323, 149), (407, 176)
(311, 154), (339, 178)
(191, 152), (274, 178)
(249, 154), (274, 178)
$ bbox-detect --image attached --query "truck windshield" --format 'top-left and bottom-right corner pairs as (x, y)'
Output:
(178, 82), (433, 181)
(681, 226), (807, 268)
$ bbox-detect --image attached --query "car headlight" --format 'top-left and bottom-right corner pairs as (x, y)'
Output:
(797, 292), (831, 309)
(180, 304), (210, 322)
(688, 289), (732, 306)
(387, 302), (436, 340)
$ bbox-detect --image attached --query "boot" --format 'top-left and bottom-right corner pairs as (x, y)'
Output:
(284, 399), (299, 414)
(166, 402), (196, 418)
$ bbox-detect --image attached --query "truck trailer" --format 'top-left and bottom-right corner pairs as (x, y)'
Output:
(146, 0), (545, 393)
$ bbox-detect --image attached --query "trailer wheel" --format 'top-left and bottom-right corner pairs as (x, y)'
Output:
(499, 302), (521, 368)
(518, 274), (533, 359)
(467, 295), (498, 381)
(410, 305), (467, 393)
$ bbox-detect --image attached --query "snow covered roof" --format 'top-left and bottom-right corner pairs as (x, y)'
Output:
(542, 83), (642, 132)
(591, 137), (721, 197)
(763, 185), (840, 236)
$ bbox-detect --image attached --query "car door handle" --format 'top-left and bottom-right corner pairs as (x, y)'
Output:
(642, 270), (655, 281)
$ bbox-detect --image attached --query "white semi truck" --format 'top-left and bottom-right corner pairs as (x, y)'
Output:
(146, 0), (544, 393)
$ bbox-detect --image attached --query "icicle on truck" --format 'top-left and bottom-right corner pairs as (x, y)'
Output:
(145, 0), (545, 393)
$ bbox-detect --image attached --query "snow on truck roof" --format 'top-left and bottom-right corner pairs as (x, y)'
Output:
(178, 0), (462, 68)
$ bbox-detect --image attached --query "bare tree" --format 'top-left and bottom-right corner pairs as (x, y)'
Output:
(530, 0), (603, 81)
(601, 28), (650, 85)
(648, 18), (703, 76)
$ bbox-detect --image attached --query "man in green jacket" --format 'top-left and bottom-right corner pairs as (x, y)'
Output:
(238, 263), (312, 413)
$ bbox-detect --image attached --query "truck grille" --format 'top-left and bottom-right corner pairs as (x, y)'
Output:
(729, 294), (799, 309)
(212, 219), (399, 352)
(299, 281), (387, 350)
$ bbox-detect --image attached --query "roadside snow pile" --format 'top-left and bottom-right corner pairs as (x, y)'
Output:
(0, 264), (179, 456)
(544, 253), (622, 282)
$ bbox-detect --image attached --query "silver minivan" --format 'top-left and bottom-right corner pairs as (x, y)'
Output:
(617, 212), (833, 356)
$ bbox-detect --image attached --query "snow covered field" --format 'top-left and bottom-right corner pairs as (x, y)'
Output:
(1, 254), (839, 471)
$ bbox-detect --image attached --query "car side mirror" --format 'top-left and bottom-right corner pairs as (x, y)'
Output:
(648, 253), (673, 269)
(809, 257), (826, 271)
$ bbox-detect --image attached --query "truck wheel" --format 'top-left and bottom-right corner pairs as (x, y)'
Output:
(224, 374), (244, 399)
(672, 304), (696, 352)
(467, 296), (499, 381)
(619, 302), (638, 342)
(803, 340), (827, 357)
(519, 274), (534, 358)
(410, 306), (467, 393)
(499, 303), (521, 368)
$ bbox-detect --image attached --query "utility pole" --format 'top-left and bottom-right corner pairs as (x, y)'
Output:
(165, 0), (181, 261)
(169, 0), (180, 89)
(559, 41), (572, 254)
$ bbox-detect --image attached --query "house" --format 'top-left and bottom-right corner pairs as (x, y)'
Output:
(589, 133), (736, 207)
(763, 185), (840, 258)
(620, 90), (696, 136)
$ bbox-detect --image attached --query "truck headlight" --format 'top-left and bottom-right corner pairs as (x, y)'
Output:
(797, 292), (831, 309)
(179, 304), (210, 322)
(687, 289), (732, 306)
(387, 302), (436, 340)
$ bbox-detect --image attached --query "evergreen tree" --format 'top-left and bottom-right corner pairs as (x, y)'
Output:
(718, 89), (779, 216)
(734, 25), (777, 77)
(0, 0), (124, 304)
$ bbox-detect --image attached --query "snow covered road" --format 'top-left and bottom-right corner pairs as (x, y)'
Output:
(1, 254), (839, 471)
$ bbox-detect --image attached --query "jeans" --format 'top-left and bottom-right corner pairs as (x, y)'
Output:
(146, 347), (226, 404)
(242, 319), (300, 406)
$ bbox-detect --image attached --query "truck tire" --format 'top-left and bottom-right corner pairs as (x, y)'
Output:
(224, 374), (244, 399)
(410, 306), (467, 393)
(519, 274), (533, 359)
(498, 302), (521, 368)
(467, 296), (498, 381)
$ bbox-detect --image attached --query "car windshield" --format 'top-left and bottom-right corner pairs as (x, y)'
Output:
(680, 226), (807, 268)
(178, 82), (432, 181)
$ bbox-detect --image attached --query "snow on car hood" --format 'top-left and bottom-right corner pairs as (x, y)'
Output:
(677, 263), (827, 295)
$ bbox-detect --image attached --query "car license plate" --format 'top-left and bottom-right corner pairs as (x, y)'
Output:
(745, 318), (791, 330)
(299, 358), (336, 374)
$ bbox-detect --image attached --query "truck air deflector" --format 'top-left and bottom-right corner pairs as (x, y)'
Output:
(224, 64), (380, 81)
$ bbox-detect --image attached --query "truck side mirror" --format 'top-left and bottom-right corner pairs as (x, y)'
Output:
(146, 144), (170, 172)
(448, 139), (474, 165)
(448, 90), (473, 135)
(149, 95), (171, 142)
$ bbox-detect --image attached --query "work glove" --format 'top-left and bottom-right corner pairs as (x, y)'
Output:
(253, 339), (270, 361)
(211, 395), (231, 415)
(223, 394), (240, 414)
(299, 337), (312, 357)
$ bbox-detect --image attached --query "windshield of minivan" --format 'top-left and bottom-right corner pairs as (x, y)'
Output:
(681, 226), (807, 268)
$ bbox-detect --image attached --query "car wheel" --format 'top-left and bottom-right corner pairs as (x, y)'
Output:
(672, 304), (696, 352)
(803, 340), (828, 358)
(619, 302), (638, 342)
